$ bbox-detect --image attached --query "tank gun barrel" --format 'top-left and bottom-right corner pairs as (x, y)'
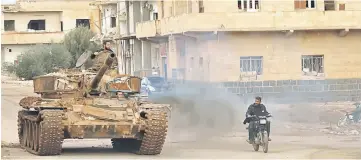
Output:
(90, 52), (116, 90)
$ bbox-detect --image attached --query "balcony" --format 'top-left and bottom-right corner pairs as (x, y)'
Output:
(135, 20), (158, 38)
(136, 11), (361, 38)
(1, 32), (65, 45)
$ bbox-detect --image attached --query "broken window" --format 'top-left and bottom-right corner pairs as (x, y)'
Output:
(324, 0), (335, 11)
(238, 0), (259, 11)
(4, 20), (15, 31)
(76, 19), (90, 29)
(301, 55), (324, 77)
(27, 20), (45, 31)
(111, 17), (116, 28)
(199, 0), (204, 13)
(240, 56), (263, 75)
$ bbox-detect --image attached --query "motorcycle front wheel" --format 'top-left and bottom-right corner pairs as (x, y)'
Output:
(262, 131), (269, 153)
(253, 144), (259, 151)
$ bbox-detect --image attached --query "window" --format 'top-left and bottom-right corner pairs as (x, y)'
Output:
(324, 0), (335, 11)
(27, 20), (45, 30)
(199, 0), (204, 13)
(301, 55), (324, 76)
(295, 0), (315, 9)
(4, 20), (15, 31)
(111, 17), (116, 28)
(153, 13), (158, 20)
(238, 0), (259, 11)
(339, 3), (345, 11)
(76, 19), (90, 29)
(8, 49), (12, 52)
(240, 56), (263, 75)
(161, 0), (164, 18)
(187, 0), (192, 13)
(199, 57), (204, 68)
(60, 21), (63, 31)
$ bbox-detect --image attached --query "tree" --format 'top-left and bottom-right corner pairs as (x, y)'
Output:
(63, 26), (100, 67)
(15, 44), (72, 80)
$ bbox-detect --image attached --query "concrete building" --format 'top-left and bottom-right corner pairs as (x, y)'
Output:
(1, 0), (101, 64)
(93, 0), (159, 76)
(135, 0), (361, 102)
(136, 0), (361, 82)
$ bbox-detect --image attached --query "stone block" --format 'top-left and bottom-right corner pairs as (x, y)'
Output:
(326, 79), (338, 84)
(269, 81), (276, 86)
(276, 80), (283, 86)
(252, 81), (262, 87)
(291, 80), (297, 85)
(238, 82), (245, 87)
(262, 81), (270, 86)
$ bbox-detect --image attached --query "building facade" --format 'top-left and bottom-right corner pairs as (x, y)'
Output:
(1, 0), (101, 64)
(94, 0), (160, 76)
(135, 0), (361, 102)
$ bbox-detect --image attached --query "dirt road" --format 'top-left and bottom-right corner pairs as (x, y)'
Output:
(1, 83), (361, 159)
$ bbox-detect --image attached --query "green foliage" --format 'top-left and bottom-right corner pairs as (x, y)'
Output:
(2, 62), (17, 73)
(63, 26), (100, 67)
(15, 44), (72, 80)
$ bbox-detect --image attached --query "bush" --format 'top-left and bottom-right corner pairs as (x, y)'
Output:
(63, 26), (100, 67)
(2, 62), (17, 73)
(15, 44), (72, 80)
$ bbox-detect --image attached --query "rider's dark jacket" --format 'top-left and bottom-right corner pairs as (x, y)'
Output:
(243, 103), (269, 124)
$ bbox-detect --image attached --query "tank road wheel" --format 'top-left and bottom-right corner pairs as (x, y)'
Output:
(18, 110), (64, 156)
(136, 110), (168, 155)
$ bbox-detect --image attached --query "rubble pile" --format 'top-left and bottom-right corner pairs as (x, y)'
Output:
(321, 124), (361, 136)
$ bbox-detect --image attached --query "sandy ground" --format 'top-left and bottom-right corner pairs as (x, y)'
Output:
(1, 82), (361, 159)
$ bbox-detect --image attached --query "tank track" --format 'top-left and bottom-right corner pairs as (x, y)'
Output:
(111, 110), (168, 155)
(136, 110), (168, 155)
(18, 110), (64, 156)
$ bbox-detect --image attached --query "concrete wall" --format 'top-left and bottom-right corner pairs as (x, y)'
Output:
(14, 0), (101, 34)
(166, 31), (361, 82)
(1, 44), (33, 63)
(2, 11), (62, 32)
(170, 78), (361, 103)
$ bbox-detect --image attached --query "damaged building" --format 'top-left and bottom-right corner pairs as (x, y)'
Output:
(1, 0), (101, 64)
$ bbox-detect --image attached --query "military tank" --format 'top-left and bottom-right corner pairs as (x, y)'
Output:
(17, 51), (171, 156)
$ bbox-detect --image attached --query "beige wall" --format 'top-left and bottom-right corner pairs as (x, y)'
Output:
(137, 11), (361, 38)
(1, 44), (34, 63)
(2, 32), (64, 44)
(167, 31), (361, 82)
(2, 0), (101, 34)
(3, 12), (62, 32)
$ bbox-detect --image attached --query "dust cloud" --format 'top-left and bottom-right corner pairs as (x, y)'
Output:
(149, 83), (249, 142)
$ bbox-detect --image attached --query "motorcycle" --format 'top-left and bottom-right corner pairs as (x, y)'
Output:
(248, 114), (272, 153)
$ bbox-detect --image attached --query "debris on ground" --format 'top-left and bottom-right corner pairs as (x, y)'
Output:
(321, 124), (361, 136)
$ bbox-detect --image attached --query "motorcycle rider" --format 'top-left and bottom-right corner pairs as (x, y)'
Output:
(243, 96), (272, 144)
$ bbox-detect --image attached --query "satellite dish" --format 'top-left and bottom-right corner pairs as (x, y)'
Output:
(75, 51), (91, 68)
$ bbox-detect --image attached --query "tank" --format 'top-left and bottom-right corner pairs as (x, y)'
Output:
(17, 52), (171, 156)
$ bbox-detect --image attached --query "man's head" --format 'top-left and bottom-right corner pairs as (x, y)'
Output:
(255, 96), (262, 105)
(103, 41), (111, 50)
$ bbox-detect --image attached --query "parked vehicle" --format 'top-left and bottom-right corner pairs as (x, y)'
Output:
(337, 102), (361, 127)
(145, 76), (171, 92)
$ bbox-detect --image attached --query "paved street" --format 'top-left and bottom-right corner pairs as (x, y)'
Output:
(1, 83), (361, 159)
